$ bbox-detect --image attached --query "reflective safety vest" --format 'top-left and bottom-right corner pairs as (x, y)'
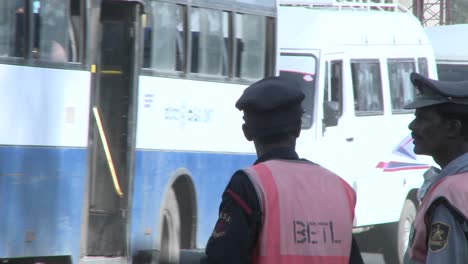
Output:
(243, 159), (356, 264)
(409, 172), (468, 262)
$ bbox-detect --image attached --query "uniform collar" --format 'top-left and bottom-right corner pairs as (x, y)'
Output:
(420, 152), (468, 200)
(254, 147), (299, 165)
(438, 152), (468, 178)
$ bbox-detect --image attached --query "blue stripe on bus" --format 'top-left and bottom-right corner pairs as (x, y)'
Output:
(130, 150), (256, 252)
(0, 146), (256, 260)
(0, 146), (87, 261)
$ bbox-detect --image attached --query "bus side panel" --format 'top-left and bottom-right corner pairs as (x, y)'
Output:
(0, 147), (87, 258)
(130, 150), (255, 252)
(0, 65), (91, 260)
(130, 76), (257, 253)
(0, 65), (91, 147)
(135, 77), (254, 153)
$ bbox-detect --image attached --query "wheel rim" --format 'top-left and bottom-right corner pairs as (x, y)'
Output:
(160, 215), (171, 263)
(403, 217), (412, 250)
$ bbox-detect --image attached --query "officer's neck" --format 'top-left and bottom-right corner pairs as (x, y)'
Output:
(254, 140), (296, 158)
(434, 141), (468, 169)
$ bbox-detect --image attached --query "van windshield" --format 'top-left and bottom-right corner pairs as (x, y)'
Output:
(279, 53), (317, 129)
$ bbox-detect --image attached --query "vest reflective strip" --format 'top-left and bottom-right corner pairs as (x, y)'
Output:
(254, 163), (281, 258)
(409, 172), (468, 262)
(245, 160), (355, 264)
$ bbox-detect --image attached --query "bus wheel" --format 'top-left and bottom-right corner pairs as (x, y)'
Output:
(382, 199), (416, 264)
(159, 188), (180, 264)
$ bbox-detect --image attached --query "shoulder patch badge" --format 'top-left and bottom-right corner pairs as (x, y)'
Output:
(211, 212), (232, 239)
(429, 222), (450, 252)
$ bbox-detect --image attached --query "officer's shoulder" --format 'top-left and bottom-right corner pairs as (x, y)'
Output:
(226, 169), (255, 191)
(299, 158), (317, 165)
(430, 200), (466, 224)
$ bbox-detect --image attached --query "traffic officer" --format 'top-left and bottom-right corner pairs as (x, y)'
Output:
(404, 72), (468, 264)
(202, 76), (364, 264)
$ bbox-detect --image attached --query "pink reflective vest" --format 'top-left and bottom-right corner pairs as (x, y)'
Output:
(409, 172), (468, 262)
(243, 159), (356, 264)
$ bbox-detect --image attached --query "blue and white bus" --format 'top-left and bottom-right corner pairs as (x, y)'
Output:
(0, 0), (277, 263)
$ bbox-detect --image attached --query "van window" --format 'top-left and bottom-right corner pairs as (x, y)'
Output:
(351, 60), (383, 115)
(417, 57), (429, 77)
(387, 59), (416, 112)
(327, 60), (343, 117)
(279, 53), (317, 129)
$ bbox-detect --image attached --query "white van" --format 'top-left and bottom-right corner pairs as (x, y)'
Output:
(425, 24), (468, 81)
(278, 1), (437, 263)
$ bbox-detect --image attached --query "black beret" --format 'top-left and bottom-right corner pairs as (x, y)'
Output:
(404, 72), (468, 109)
(235, 76), (305, 112)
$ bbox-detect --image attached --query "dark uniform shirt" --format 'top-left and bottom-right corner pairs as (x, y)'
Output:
(204, 146), (364, 264)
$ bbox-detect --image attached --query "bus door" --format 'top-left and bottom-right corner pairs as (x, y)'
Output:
(85, 1), (142, 257)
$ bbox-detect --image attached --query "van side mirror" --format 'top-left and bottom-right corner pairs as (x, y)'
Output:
(323, 101), (339, 127)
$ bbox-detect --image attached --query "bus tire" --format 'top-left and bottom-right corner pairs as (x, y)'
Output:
(382, 199), (416, 264)
(159, 188), (181, 264)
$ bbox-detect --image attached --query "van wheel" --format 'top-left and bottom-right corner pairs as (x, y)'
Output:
(397, 199), (416, 263)
(159, 188), (180, 264)
(382, 199), (416, 264)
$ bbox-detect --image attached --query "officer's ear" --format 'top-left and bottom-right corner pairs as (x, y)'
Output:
(293, 125), (301, 138)
(446, 119), (463, 138)
(242, 123), (254, 141)
(290, 120), (301, 139)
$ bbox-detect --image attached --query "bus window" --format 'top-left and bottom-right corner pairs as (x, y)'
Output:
(417, 57), (429, 77)
(32, 0), (80, 63)
(387, 59), (416, 113)
(0, 1), (26, 58)
(190, 7), (229, 76)
(235, 13), (266, 80)
(351, 60), (383, 115)
(437, 64), (468, 81)
(144, 2), (185, 72)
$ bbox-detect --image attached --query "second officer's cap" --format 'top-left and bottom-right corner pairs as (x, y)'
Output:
(404, 72), (468, 109)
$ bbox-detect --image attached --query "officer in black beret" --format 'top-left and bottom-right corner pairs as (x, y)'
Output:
(202, 76), (364, 264)
(235, 76), (305, 144)
(404, 72), (468, 264)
